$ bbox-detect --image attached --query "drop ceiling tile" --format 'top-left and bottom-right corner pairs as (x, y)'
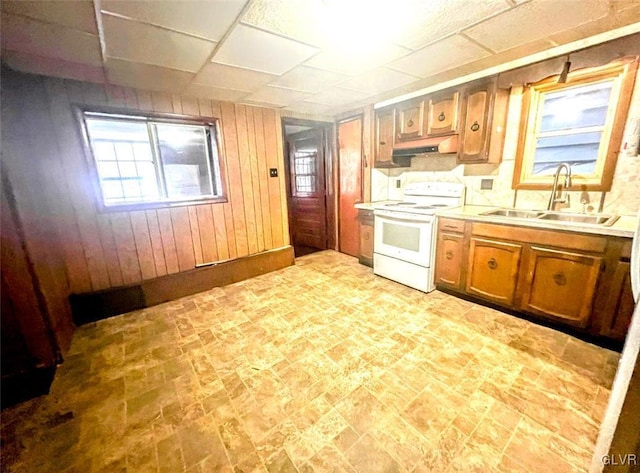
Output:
(105, 59), (194, 92)
(243, 86), (311, 108)
(100, 0), (246, 41)
(103, 14), (216, 73)
(1, 0), (98, 34)
(241, 0), (328, 47)
(389, 34), (491, 78)
(212, 24), (318, 75)
(2, 50), (106, 83)
(183, 84), (249, 103)
(1, 13), (102, 66)
(284, 102), (336, 116)
(463, 0), (610, 53)
(305, 42), (411, 75)
(193, 63), (277, 90)
(305, 87), (370, 107)
(340, 68), (420, 95)
(270, 66), (348, 93)
(391, 0), (511, 50)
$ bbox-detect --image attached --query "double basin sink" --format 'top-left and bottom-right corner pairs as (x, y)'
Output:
(481, 208), (619, 226)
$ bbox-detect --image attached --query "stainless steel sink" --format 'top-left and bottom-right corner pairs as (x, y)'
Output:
(481, 209), (545, 218)
(538, 212), (619, 226)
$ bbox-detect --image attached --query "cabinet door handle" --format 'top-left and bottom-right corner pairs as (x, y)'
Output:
(407, 119), (414, 127)
(487, 258), (498, 270)
(553, 272), (567, 286)
(443, 224), (459, 230)
(364, 233), (370, 241)
(445, 250), (454, 260)
(380, 140), (386, 145)
(438, 112), (446, 122)
(470, 121), (480, 132)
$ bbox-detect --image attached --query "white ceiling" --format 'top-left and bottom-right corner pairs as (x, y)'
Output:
(1, 0), (639, 116)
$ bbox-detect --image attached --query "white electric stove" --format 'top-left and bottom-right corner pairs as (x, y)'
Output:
(373, 182), (465, 292)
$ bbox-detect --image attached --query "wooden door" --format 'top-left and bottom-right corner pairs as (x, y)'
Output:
(466, 237), (522, 306)
(520, 247), (602, 328)
(428, 91), (459, 136)
(338, 118), (363, 257)
(287, 129), (327, 250)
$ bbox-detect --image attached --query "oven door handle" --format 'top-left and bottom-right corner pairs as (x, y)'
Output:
(374, 210), (433, 223)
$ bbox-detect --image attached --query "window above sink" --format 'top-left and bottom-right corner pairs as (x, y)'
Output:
(512, 57), (638, 192)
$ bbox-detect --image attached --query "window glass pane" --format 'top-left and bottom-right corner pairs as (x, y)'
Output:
(155, 124), (214, 198)
(115, 142), (135, 161)
(93, 142), (116, 161)
(101, 180), (124, 200)
(98, 161), (119, 178)
(533, 131), (601, 175)
(382, 222), (420, 252)
(539, 81), (612, 133)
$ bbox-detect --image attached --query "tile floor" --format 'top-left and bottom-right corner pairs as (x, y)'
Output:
(1, 250), (620, 473)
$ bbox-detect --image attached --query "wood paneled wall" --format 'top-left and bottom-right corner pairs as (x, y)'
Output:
(1, 68), (290, 340)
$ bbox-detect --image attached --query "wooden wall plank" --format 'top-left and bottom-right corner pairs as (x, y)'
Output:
(273, 110), (290, 246)
(253, 108), (273, 250)
(196, 205), (218, 264)
(182, 96), (199, 116)
(220, 102), (248, 257)
(198, 98), (214, 118)
(156, 209), (180, 274)
(262, 108), (284, 248)
(110, 213), (142, 285)
(105, 85), (127, 107)
(170, 208), (196, 271)
(187, 207), (204, 266)
(136, 90), (153, 111)
(246, 107), (265, 252)
(123, 87), (139, 109)
(96, 215), (124, 287)
(171, 94), (182, 114)
(211, 205), (230, 261)
(152, 92), (173, 113)
(235, 104), (259, 255)
(145, 210), (168, 277)
(130, 211), (157, 280)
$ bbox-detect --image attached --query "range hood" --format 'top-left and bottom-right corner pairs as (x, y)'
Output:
(392, 135), (459, 158)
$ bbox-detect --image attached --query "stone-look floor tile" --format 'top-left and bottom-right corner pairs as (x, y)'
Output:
(1, 251), (618, 473)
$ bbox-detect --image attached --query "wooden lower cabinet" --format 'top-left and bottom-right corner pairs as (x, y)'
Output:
(434, 218), (634, 342)
(357, 209), (374, 267)
(466, 237), (522, 306)
(520, 247), (603, 328)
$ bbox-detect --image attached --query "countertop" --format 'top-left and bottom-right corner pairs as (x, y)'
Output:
(437, 205), (637, 238)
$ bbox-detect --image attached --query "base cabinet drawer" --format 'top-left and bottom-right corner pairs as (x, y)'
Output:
(519, 247), (603, 328)
(466, 237), (522, 306)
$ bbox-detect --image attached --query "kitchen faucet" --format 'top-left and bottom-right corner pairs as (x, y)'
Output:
(547, 163), (572, 211)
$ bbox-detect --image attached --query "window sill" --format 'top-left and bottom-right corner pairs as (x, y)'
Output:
(97, 196), (229, 213)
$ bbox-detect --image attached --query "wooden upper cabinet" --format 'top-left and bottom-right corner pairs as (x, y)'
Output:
(395, 98), (427, 142)
(466, 237), (522, 306)
(458, 79), (508, 164)
(427, 91), (459, 136)
(374, 108), (396, 167)
(519, 247), (602, 328)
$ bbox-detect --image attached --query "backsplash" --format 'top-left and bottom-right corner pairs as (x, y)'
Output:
(372, 72), (640, 216)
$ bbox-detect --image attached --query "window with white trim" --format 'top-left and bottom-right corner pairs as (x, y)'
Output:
(82, 111), (224, 208)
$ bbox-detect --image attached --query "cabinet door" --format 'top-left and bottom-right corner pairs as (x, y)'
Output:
(466, 237), (522, 306)
(428, 92), (459, 136)
(435, 231), (464, 289)
(520, 247), (602, 328)
(459, 86), (490, 162)
(599, 261), (634, 341)
(395, 99), (426, 141)
(374, 109), (395, 167)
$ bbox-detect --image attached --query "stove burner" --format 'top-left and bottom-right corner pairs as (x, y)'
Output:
(385, 202), (417, 207)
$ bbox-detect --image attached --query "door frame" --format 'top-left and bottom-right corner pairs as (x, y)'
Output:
(337, 115), (364, 255)
(281, 117), (336, 250)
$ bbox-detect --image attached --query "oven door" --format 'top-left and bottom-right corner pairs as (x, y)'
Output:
(373, 210), (434, 267)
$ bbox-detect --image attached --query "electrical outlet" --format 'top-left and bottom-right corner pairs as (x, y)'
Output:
(480, 178), (494, 190)
(396, 179), (401, 189)
(269, 168), (278, 177)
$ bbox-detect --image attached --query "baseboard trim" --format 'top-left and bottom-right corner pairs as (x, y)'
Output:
(70, 246), (294, 325)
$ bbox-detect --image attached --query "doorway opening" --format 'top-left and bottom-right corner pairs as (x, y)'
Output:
(282, 118), (335, 258)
